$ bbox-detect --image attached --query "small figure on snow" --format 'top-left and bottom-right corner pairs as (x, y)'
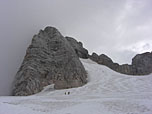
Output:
(68, 92), (70, 95)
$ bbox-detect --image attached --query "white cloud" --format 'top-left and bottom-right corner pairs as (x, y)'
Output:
(123, 40), (152, 53)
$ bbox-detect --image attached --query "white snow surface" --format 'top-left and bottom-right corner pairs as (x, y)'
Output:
(1, 59), (152, 114)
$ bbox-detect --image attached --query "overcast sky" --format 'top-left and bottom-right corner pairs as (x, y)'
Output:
(0, 0), (152, 95)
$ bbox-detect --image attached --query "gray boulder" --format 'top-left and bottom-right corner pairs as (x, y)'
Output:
(13, 26), (87, 96)
(66, 37), (89, 59)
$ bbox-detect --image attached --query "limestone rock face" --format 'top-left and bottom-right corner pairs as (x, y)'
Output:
(89, 53), (114, 69)
(116, 64), (135, 75)
(13, 27), (87, 96)
(66, 37), (89, 59)
(132, 52), (152, 75)
(89, 53), (99, 62)
(98, 54), (113, 67)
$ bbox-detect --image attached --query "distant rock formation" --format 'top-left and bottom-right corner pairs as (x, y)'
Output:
(89, 52), (152, 75)
(132, 52), (152, 75)
(13, 27), (87, 96)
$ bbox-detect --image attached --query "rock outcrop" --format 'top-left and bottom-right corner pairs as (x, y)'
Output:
(89, 53), (115, 69)
(89, 52), (152, 75)
(132, 52), (152, 75)
(66, 37), (89, 59)
(13, 27), (87, 96)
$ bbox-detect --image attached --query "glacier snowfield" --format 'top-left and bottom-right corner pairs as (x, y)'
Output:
(1, 59), (152, 114)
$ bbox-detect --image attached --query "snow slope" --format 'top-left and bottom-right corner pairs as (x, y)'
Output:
(1, 59), (152, 114)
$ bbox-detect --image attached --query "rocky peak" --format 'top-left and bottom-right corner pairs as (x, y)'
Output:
(13, 26), (88, 96)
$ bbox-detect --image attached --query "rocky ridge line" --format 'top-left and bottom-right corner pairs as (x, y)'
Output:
(89, 52), (152, 75)
(65, 37), (152, 75)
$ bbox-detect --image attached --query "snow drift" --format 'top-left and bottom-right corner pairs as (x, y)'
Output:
(1, 59), (152, 114)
